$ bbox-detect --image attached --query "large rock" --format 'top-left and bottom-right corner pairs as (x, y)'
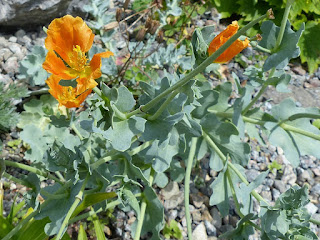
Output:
(0, 0), (88, 28)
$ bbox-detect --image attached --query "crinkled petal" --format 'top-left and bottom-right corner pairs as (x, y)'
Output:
(76, 75), (98, 95)
(45, 15), (94, 65)
(214, 38), (249, 63)
(208, 21), (249, 63)
(42, 51), (77, 80)
(90, 51), (114, 79)
(46, 74), (91, 108)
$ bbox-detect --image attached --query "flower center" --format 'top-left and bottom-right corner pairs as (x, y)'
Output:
(68, 45), (88, 72)
(58, 86), (77, 103)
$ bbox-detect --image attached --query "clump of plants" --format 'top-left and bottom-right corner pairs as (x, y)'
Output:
(1, 0), (320, 239)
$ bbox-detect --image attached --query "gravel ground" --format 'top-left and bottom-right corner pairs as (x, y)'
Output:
(1, 6), (320, 240)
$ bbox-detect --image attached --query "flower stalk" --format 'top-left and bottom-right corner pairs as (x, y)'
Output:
(184, 137), (198, 240)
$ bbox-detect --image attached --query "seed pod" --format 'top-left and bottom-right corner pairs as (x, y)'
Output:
(149, 20), (160, 35)
(136, 27), (147, 41)
(116, 8), (123, 22)
(156, 30), (164, 43)
(145, 17), (153, 30)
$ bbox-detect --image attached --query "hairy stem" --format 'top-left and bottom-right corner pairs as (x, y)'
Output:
(184, 137), (198, 240)
(134, 169), (155, 240)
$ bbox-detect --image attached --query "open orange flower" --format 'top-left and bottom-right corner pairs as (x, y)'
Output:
(46, 75), (92, 108)
(42, 15), (113, 96)
(208, 21), (249, 63)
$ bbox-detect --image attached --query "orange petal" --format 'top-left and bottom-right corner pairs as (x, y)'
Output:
(208, 21), (249, 63)
(43, 51), (77, 80)
(45, 15), (94, 64)
(46, 74), (91, 108)
(76, 76), (98, 95)
(90, 51), (114, 79)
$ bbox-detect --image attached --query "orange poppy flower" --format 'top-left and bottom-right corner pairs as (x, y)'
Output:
(42, 15), (113, 95)
(208, 21), (249, 63)
(46, 75), (92, 108)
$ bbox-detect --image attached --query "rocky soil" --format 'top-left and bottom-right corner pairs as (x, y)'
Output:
(1, 2), (320, 240)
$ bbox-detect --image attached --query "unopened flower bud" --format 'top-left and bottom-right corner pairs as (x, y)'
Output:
(156, 30), (164, 43)
(116, 8), (123, 22)
(136, 27), (147, 41)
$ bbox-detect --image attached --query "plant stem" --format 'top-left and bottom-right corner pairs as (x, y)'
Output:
(28, 88), (49, 96)
(90, 141), (152, 170)
(274, 0), (292, 50)
(147, 90), (179, 121)
(280, 123), (320, 141)
(70, 123), (84, 141)
(310, 218), (320, 225)
(242, 84), (268, 115)
(254, 44), (272, 54)
(126, 13), (268, 119)
(2, 172), (32, 187)
(134, 169), (155, 240)
(55, 177), (89, 240)
(4, 160), (63, 184)
(209, 110), (320, 142)
(55, 171), (66, 182)
(184, 137), (198, 240)
(0, 181), (3, 217)
(202, 132), (269, 205)
(68, 193), (142, 224)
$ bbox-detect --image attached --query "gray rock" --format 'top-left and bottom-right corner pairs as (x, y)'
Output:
(204, 220), (217, 236)
(161, 181), (179, 200)
(311, 183), (320, 196)
(281, 165), (297, 185)
(209, 207), (222, 229)
(3, 56), (19, 74)
(8, 36), (17, 43)
(305, 202), (318, 215)
(272, 188), (280, 200)
(15, 29), (26, 38)
(245, 169), (260, 182)
(0, 0), (88, 27)
(0, 48), (12, 62)
(8, 43), (25, 60)
(0, 36), (7, 47)
(168, 209), (178, 221)
(192, 222), (208, 240)
(274, 180), (287, 193)
(163, 191), (184, 209)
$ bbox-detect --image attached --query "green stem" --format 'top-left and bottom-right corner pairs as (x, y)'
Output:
(226, 171), (244, 218)
(71, 123), (84, 141)
(281, 123), (320, 141)
(69, 193), (143, 224)
(310, 218), (320, 225)
(55, 171), (66, 182)
(147, 90), (179, 121)
(134, 169), (155, 240)
(40, 190), (69, 199)
(55, 177), (89, 240)
(184, 137), (198, 240)
(288, 113), (320, 121)
(254, 44), (272, 54)
(242, 67), (275, 115)
(242, 84), (268, 115)
(202, 132), (269, 205)
(274, 0), (293, 50)
(209, 110), (320, 141)
(2, 172), (32, 187)
(4, 160), (63, 184)
(28, 88), (49, 96)
(126, 12), (268, 119)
